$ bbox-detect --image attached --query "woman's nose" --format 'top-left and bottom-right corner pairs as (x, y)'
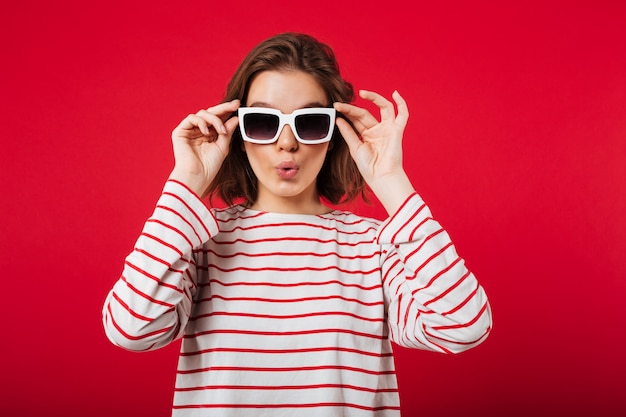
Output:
(276, 125), (299, 151)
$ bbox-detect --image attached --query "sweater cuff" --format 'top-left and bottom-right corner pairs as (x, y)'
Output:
(376, 192), (429, 245)
(157, 180), (219, 244)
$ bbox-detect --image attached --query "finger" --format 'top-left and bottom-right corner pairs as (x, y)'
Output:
(392, 90), (409, 126)
(360, 90), (396, 121)
(333, 102), (378, 132)
(223, 116), (240, 136)
(180, 113), (211, 137)
(196, 110), (229, 135)
(207, 99), (241, 120)
(212, 116), (240, 154)
(214, 127), (233, 151)
(210, 116), (239, 150)
(335, 117), (362, 157)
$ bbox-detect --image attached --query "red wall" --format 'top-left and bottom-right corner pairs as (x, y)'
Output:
(2, 1), (624, 416)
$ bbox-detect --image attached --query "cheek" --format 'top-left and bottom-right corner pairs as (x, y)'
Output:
(243, 144), (267, 172)
(304, 146), (330, 171)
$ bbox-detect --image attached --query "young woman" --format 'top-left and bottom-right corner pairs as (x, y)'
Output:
(103, 32), (492, 416)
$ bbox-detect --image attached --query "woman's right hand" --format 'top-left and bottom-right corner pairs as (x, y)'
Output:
(169, 99), (241, 196)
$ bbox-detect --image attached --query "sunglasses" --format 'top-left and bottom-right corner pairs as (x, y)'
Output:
(238, 107), (336, 144)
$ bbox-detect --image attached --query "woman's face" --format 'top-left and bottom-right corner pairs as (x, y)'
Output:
(243, 70), (332, 214)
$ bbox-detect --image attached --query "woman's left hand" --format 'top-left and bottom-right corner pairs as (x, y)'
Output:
(334, 90), (415, 213)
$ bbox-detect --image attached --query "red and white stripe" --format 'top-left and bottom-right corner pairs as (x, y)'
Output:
(103, 180), (491, 416)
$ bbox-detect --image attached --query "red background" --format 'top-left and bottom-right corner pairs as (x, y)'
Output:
(1, 1), (625, 416)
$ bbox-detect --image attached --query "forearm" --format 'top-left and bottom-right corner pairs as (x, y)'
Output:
(379, 193), (492, 353)
(102, 180), (218, 351)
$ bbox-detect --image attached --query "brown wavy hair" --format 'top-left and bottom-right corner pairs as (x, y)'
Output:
(206, 32), (367, 207)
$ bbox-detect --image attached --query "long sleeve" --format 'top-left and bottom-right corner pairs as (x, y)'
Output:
(102, 180), (219, 351)
(377, 192), (492, 354)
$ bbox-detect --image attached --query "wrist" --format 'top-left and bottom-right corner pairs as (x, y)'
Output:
(168, 169), (208, 198)
(367, 171), (415, 215)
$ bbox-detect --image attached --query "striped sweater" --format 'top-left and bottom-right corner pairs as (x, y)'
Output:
(103, 179), (492, 416)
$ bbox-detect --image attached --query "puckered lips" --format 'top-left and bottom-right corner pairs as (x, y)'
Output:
(275, 161), (299, 179)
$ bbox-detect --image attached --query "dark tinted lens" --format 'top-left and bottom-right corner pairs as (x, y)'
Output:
(244, 113), (279, 140)
(294, 114), (330, 140)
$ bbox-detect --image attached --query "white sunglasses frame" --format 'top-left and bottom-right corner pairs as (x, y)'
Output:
(237, 107), (336, 144)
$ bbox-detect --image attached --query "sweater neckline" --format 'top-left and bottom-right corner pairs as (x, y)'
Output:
(236, 205), (344, 219)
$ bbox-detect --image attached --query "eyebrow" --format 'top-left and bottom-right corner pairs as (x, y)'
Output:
(247, 101), (328, 109)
